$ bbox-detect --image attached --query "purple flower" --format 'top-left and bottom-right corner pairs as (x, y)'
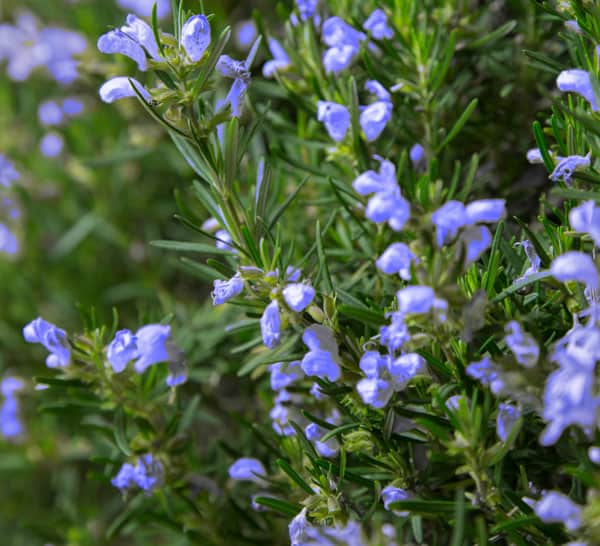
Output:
(466, 357), (504, 394)
(107, 329), (139, 373)
(166, 357), (187, 387)
(99, 77), (151, 103)
(321, 16), (365, 73)
(317, 101), (350, 142)
(465, 199), (506, 224)
(376, 242), (415, 279)
(0, 155), (19, 188)
(570, 200), (600, 246)
(526, 148), (543, 164)
(431, 201), (467, 246)
(396, 285), (446, 318)
(283, 283), (315, 312)
(111, 462), (136, 490)
(39, 132), (63, 158)
(229, 457), (266, 482)
(514, 239), (541, 282)
(357, 376), (394, 408)
(296, 0), (319, 22)
(0, 378), (24, 439)
(589, 447), (600, 464)
(504, 321), (539, 368)
(301, 325), (341, 381)
(496, 403), (521, 441)
(534, 491), (581, 530)
(117, 0), (171, 19)
(181, 14), (211, 62)
(270, 394), (297, 436)
(263, 38), (291, 78)
(235, 21), (257, 50)
(550, 153), (591, 183)
(557, 69), (598, 111)
(112, 454), (163, 492)
(461, 225), (492, 263)
(133, 324), (171, 373)
(323, 44), (359, 73)
(305, 417), (340, 457)
(38, 100), (63, 126)
(360, 101), (392, 142)
(23, 317), (70, 368)
(62, 98), (84, 116)
(380, 312), (409, 352)
(365, 80), (391, 102)
(211, 274), (244, 305)
(550, 251), (599, 289)
(270, 361), (303, 390)
(261, 300), (281, 349)
(0, 224), (18, 255)
(381, 486), (409, 515)
(410, 143), (425, 169)
(565, 20), (582, 33)
(363, 9), (393, 40)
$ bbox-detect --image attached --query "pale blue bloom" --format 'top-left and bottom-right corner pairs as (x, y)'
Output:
(557, 69), (599, 111)
(286, 265), (302, 282)
(363, 9), (393, 39)
(99, 76), (151, 103)
(117, 0), (171, 19)
(270, 394), (296, 436)
(296, 0), (319, 21)
(301, 325), (341, 381)
(526, 148), (543, 164)
(112, 454), (163, 492)
(38, 100), (63, 126)
(565, 20), (582, 33)
(321, 16), (365, 73)
(62, 97), (84, 116)
(496, 403), (521, 441)
(215, 229), (235, 252)
(1, 378), (24, 397)
(166, 358), (187, 387)
(181, 15), (211, 62)
(111, 462), (136, 490)
(356, 376), (394, 408)
(261, 300), (281, 349)
(133, 324), (171, 373)
(289, 509), (310, 546)
(589, 446), (600, 464)
(211, 274), (244, 305)
(283, 283), (315, 312)
(365, 80), (391, 102)
(235, 21), (257, 50)
(305, 416), (340, 457)
(380, 312), (409, 352)
(445, 394), (465, 411)
(431, 200), (467, 246)
(353, 158), (410, 231)
(570, 200), (600, 246)
(317, 100), (350, 142)
(550, 153), (591, 183)
(228, 457), (266, 482)
(396, 285), (445, 316)
(270, 361), (303, 391)
(505, 321), (539, 368)
(0, 224), (18, 255)
(388, 353), (425, 389)
(534, 491), (581, 530)
(263, 38), (291, 78)
(514, 239), (541, 282)
(461, 225), (492, 263)
(410, 143), (425, 169)
(216, 55), (250, 80)
(550, 251), (599, 289)
(0, 155), (19, 187)
(107, 329), (138, 373)
(360, 101), (392, 141)
(381, 486), (409, 515)
(465, 199), (506, 224)
(0, 377), (24, 439)
(376, 242), (415, 280)
(40, 132), (63, 158)
(466, 357), (505, 394)
(323, 44), (359, 73)
(23, 317), (70, 368)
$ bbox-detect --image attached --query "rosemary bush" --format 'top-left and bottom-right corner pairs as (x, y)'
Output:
(3, 1), (600, 545)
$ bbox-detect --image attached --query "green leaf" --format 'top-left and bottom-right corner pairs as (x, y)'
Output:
(150, 239), (235, 256)
(316, 219), (333, 293)
(276, 459), (315, 495)
(532, 120), (554, 173)
(437, 99), (478, 152)
(252, 496), (301, 516)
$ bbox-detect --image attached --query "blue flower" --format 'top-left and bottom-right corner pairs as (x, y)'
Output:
(261, 300), (281, 349)
(381, 486), (409, 515)
(550, 251), (599, 289)
(0, 377), (24, 439)
(181, 15), (211, 62)
(38, 100), (63, 126)
(0, 155), (19, 187)
(496, 403), (521, 442)
(570, 200), (600, 246)
(396, 285), (446, 317)
(263, 38), (291, 78)
(229, 457), (266, 482)
(534, 491), (581, 530)
(166, 357), (187, 387)
(550, 153), (591, 183)
(363, 9), (393, 40)
(360, 101), (392, 142)
(410, 143), (426, 170)
(235, 20), (257, 50)
(23, 317), (70, 368)
(557, 69), (599, 111)
(133, 324), (171, 373)
(431, 200), (467, 246)
(353, 158), (410, 231)
(62, 98), (84, 116)
(356, 376), (394, 408)
(97, 15), (161, 71)
(365, 80), (391, 102)
(305, 416), (340, 457)
(0, 224), (18, 255)
(111, 462), (136, 490)
(270, 393), (297, 436)
(466, 357), (505, 394)
(445, 394), (465, 411)
(565, 20), (582, 33)
(211, 274), (244, 305)
(589, 447), (600, 464)
(301, 325), (341, 381)
(388, 353), (426, 390)
(112, 455), (163, 492)
(296, 0), (319, 21)
(504, 321), (539, 368)
(39, 132), (63, 158)
(99, 76), (151, 103)
(322, 44), (360, 73)
(283, 283), (315, 312)
(465, 199), (506, 224)
(376, 242), (415, 279)
(514, 239), (541, 282)
(289, 509), (310, 546)
(526, 148), (543, 164)
(317, 100), (350, 142)
(461, 225), (492, 264)
(270, 361), (303, 390)
(107, 329), (139, 373)
(117, 0), (171, 19)
(216, 55), (250, 80)
(380, 312), (409, 352)
(321, 16), (365, 73)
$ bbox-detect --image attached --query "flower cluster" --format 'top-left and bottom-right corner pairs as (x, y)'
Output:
(0, 155), (20, 255)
